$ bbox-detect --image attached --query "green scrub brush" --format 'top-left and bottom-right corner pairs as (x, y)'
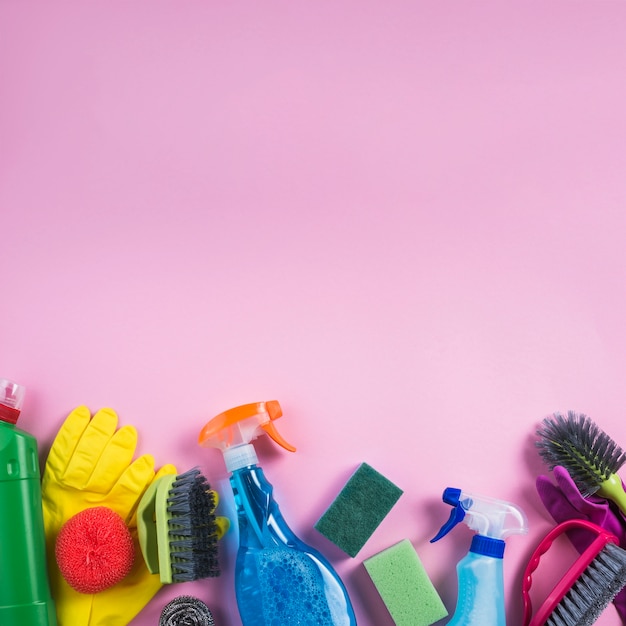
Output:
(137, 467), (228, 583)
(536, 411), (626, 514)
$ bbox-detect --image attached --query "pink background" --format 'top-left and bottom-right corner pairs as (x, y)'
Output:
(3, 2), (626, 625)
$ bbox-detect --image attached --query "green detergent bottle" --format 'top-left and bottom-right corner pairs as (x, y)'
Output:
(0, 378), (57, 626)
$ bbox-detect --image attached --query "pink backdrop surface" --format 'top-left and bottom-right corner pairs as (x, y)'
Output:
(3, 2), (626, 625)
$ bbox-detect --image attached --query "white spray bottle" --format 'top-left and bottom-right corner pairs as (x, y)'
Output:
(431, 487), (528, 625)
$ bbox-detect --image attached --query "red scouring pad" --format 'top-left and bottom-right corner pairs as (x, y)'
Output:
(55, 506), (135, 594)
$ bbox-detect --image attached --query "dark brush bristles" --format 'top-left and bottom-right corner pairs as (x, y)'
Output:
(166, 468), (221, 582)
(545, 542), (626, 626)
(536, 411), (626, 498)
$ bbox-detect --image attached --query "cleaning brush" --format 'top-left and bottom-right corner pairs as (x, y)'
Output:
(522, 518), (626, 625)
(536, 411), (626, 513)
(138, 467), (228, 583)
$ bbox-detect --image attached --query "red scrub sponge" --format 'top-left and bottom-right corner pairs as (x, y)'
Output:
(55, 506), (135, 594)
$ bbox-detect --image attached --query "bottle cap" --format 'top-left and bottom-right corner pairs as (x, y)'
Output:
(470, 535), (505, 558)
(0, 378), (25, 424)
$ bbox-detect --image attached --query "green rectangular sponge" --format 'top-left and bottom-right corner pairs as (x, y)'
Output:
(364, 539), (448, 626)
(314, 462), (403, 557)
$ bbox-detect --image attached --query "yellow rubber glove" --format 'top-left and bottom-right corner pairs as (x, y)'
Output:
(41, 406), (177, 626)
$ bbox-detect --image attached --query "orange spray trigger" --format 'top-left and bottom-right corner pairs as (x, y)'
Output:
(261, 400), (295, 452)
(198, 400), (295, 456)
(262, 422), (296, 452)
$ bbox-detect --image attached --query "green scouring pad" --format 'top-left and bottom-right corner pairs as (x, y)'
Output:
(314, 462), (403, 557)
(364, 539), (447, 626)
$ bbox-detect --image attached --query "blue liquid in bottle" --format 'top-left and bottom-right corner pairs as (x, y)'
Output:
(233, 466), (356, 626)
(447, 538), (505, 626)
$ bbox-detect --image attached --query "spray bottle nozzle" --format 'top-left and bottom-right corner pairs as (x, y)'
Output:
(430, 487), (528, 544)
(198, 401), (296, 472)
(430, 489), (467, 543)
(443, 487), (463, 506)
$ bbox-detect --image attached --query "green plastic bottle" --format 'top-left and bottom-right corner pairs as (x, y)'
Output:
(0, 378), (57, 626)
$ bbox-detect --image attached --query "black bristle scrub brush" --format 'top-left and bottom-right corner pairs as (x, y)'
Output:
(137, 468), (229, 583)
(536, 411), (626, 514)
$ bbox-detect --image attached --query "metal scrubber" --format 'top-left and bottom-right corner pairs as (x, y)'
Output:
(159, 595), (215, 626)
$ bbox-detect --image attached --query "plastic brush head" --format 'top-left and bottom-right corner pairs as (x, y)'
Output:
(167, 468), (221, 582)
(545, 542), (626, 626)
(536, 411), (626, 497)
(523, 519), (626, 626)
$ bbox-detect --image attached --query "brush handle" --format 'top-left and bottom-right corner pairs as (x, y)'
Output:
(599, 473), (626, 516)
(521, 518), (618, 626)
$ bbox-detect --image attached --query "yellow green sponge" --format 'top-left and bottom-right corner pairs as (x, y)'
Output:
(314, 462), (403, 557)
(364, 539), (447, 626)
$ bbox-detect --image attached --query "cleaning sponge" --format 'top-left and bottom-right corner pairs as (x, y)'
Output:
(364, 539), (447, 626)
(55, 506), (135, 594)
(315, 462), (403, 557)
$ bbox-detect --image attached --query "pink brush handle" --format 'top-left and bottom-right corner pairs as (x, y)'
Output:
(522, 518), (619, 626)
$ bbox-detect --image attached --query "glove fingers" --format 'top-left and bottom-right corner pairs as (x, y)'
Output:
(87, 425), (138, 492)
(108, 454), (156, 523)
(154, 463), (177, 481)
(126, 463), (178, 528)
(63, 408), (119, 489)
(43, 406), (92, 480)
(553, 465), (619, 521)
(553, 466), (598, 512)
(536, 474), (581, 521)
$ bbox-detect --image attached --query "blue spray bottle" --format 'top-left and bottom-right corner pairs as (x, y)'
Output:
(430, 488), (528, 626)
(198, 401), (356, 626)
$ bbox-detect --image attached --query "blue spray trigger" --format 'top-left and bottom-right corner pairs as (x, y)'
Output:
(430, 487), (465, 543)
(443, 487), (462, 507)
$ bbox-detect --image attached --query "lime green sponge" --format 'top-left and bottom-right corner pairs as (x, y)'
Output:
(314, 462), (403, 557)
(364, 539), (447, 626)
